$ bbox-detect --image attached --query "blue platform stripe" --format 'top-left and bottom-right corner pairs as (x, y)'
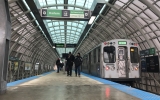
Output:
(81, 73), (160, 100)
(7, 71), (54, 87)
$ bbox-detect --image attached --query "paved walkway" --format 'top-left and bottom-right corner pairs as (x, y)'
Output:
(0, 71), (139, 100)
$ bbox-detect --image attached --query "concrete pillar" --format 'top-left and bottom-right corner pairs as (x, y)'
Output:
(0, 0), (11, 94)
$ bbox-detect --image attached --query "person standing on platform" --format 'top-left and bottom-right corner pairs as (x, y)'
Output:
(74, 53), (82, 77)
(56, 58), (60, 73)
(66, 52), (75, 76)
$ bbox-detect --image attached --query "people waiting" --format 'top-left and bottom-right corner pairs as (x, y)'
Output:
(66, 52), (75, 76)
(74, 53), (82, 77)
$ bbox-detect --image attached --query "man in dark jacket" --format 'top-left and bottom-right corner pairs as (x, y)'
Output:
(74, 53), (82, 77)
(56, 58), (60, 73)
(66, 52), (75, 76)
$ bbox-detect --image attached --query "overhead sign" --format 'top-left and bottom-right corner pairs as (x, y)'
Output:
(55, 44), (76, 48)
(140, 48), (155, 56)
(55, 44), (65, 48)
(149, 48), (155, 55)
(66, 44), (76, 48)
(9, 57), (19, 61)
(140, 50), (145, 56)
(41, 9), (91, 20)
(144, 49), (150, 55)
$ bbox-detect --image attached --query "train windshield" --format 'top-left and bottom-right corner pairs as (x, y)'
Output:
(130, 47), (138, 63)
(103, 46), (115, 63)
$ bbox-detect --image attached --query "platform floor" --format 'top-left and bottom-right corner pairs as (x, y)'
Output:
(0, 71), (140, 100)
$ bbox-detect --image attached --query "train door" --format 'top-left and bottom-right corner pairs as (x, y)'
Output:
(118, 47), (128, 78)
(129, 47), (139, 78)
(103, 46), (116, 78)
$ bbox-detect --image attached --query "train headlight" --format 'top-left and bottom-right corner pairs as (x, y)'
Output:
(134, 66), (139, 71)
(105, 66), (110, 71)
(133, 65), (139, 71)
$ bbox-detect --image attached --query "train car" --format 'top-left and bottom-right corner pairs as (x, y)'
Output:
(81, 39), (141, 81)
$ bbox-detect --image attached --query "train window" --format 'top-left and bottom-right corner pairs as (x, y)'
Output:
(118, 49), (124, 55)
(130, 47), (138, 63)
(103, 46), (115, 63)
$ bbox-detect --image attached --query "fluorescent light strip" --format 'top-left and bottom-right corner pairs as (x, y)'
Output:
(88, 16), (96, 24)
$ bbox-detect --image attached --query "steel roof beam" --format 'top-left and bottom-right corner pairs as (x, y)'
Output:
(50, 29), (81, 33)
(105, 2), (153, 48)
(25, 0), (54, 46)
(41, 4), (89, 10)
(11, 10), (31, 21)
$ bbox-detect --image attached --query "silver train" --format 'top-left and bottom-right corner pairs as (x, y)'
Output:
(81, 39), (141, 81)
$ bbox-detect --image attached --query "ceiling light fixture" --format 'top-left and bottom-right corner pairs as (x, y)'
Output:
(88, 16), (96, 24)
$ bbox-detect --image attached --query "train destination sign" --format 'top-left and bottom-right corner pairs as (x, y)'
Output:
(118, 41), (127, 45)
(41, 9), (91, 20)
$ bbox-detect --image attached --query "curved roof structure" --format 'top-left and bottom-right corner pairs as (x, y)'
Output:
(5, 0), (160, 94)
(8, 0), (160, 62)
(75, 0), (160, 56)
(6, 0), (160, 95)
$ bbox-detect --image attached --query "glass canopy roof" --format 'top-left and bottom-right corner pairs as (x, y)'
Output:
(34, 0), (95, 57)
(35, 0), (108, 57)
(45, 20), (86, 44)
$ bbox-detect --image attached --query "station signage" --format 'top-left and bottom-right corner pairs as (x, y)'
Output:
(140, 48), (155, 56)
(55, 44), (65, 48)
(149, 48), (155, 55)
(25, 63), (32, 71)
(9, 56), (19, 61)
(66, 44), (76, 48)
(41, 9), (91, 20)
(140, 50), (145, 56)
(141, 58), (146, 72)
(146, 56), (159, 72)
(55, 44), (76, 48)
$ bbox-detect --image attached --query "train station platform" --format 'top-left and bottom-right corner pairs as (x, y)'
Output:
(0, 71), (160, 100)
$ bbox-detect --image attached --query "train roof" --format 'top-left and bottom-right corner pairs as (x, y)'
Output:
(102, 39), (136, 43)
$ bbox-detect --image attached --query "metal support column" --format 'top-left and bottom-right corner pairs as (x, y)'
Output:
(0, 0), (11, 94)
